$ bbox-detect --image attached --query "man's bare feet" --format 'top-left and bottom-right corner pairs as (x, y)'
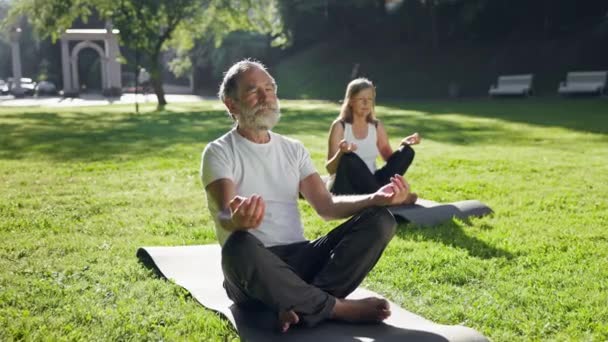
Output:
(278, 309), (299, 333)
(402, 192), (418, 205)
(331, 297), (391, 323)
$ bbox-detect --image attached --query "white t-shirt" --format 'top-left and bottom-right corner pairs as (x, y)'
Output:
(343, 122), (379, 172)
(201, 128), (317, 247)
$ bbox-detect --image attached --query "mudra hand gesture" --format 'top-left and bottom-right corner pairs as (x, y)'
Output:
(372, 174), (410, 206)
(339, 139), (358, 153)
(401, 132), (421, 146)
(229, 194), (266, 229)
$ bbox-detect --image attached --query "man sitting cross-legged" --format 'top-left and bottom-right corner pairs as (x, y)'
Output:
(201, 59), (413, 332)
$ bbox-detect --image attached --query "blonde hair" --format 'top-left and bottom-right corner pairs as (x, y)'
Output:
(337, 78), (378, 124)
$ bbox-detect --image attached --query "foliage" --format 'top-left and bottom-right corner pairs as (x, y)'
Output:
(0, 0), (10, 79)
(0, 99), (607, 340)
(2, 0), (607, 98)
(0, 10), (60, 84)
(166, 0), (284, 84)
(276, 0), (608, 49)
(273, 33), (608, 99)
(182, 30), (277, 91)
(277, 0), (385, 48)
(4, 0), (280, 107)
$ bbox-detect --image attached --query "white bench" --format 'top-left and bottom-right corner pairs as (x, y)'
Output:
(489, 74), (533, 97)
(558, 71), (607, 96)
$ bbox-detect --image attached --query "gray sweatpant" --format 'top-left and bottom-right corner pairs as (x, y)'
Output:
(221, 207), (397, 327)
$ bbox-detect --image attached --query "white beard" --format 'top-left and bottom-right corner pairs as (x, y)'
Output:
(237, 99), (281, 131)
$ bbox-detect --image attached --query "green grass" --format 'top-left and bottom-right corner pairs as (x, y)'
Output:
(1, 98), (607, 341)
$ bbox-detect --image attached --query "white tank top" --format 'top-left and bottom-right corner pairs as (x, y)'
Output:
(343, 122), (379, 172)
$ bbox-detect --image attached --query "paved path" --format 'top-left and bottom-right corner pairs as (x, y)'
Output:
(0, 93), (213, 107)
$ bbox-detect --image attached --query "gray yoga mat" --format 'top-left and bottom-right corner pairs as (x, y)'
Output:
(137, 244), (488, 341)
(388, 199), (493, 226)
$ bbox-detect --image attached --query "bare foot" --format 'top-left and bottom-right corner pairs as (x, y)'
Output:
(278, 309), (299, 333)
(331, 297), (391, 323)
(402, 192), (418, 205)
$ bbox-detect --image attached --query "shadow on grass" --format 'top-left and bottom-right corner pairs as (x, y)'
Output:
(0, 108), (233, 161)
(277, 108), (336, 136)
(396, 220), (514, 260)
(279, 106), (530, 147)
(382, 98), (608, 136)
(279, 99), (608, 148)
(0, 106), (338, 162)
(1, 98), (606, 162)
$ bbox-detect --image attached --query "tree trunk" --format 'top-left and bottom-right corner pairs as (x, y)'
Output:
(428, 0), (439, 50)
(149, 54), (167, 109)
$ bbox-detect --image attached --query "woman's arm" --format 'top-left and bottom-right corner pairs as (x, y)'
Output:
(325, 120), (347, 175)
(376, 121), (393, 161)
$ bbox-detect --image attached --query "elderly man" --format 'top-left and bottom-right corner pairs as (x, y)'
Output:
(201, 59), (412, 332)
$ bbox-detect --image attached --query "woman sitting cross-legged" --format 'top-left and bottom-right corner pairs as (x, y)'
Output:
(326, 78), (420, 204)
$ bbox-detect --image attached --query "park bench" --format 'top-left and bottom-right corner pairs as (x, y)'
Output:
(488, 74), (534, 97)
(558, 71), (607, 96)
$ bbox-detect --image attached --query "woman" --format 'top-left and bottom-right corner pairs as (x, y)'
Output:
(326, 78), (420, 203)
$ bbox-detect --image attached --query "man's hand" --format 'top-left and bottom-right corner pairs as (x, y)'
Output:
(372, 175), (410, 206)
(401, 132), (421, 146)
(229, 194), (265, 229)
(339, 139), (358, 153)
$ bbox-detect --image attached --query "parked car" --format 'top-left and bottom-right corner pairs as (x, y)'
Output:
(35, 80), (58, 96)
(4, 77), (36, 96)
(18, 78), (36, 96)
(0, 79), (8, 95)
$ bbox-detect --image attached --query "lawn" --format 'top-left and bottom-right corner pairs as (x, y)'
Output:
(273, 37), (607, 100)
(1, 98), (607, 341)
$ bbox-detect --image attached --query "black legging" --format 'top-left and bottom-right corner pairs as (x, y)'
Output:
(330, 144), (415, 195)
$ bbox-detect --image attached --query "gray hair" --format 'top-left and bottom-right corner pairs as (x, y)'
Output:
(218, 58), (276, 99)
(218, 59), (275, 121)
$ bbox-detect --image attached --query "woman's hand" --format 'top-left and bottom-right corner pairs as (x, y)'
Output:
(339, 139), (358, 153)
(401, 132), (421, 146)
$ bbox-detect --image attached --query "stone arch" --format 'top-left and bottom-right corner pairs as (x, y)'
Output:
(60, 28), (122, 97)
(70, 40), (108, 92)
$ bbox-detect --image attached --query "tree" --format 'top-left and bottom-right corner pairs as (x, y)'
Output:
(167, 0), (284, 90)
(4, 0), (278, 108)
(0, 0), (11, 79)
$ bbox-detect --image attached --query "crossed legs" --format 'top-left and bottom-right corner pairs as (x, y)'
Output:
(330, 144), (415, 195)
(221, 207), (397, 329)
